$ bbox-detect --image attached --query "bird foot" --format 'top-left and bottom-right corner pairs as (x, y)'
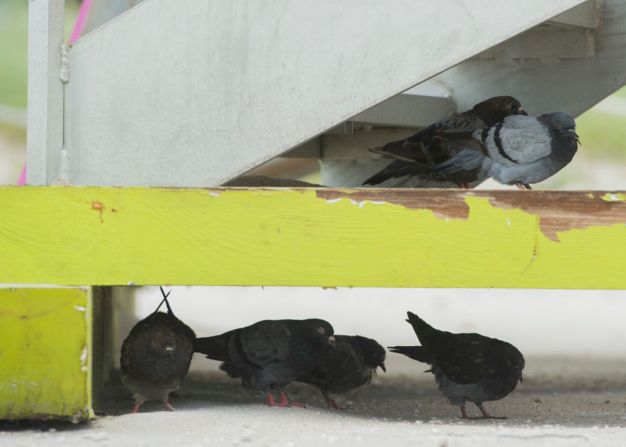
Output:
(266, 393), (278, 407)
(280, 391), (305, 408)
(163, 401), (175, 412)
(461, 415), (507, 420)
(325, 398), (345, 410)
(474, 403), (506, 420)
(266, 392), (305, 408)
(131, 402), (143, 414)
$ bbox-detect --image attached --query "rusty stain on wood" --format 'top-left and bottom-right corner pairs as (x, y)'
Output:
(316, 189), (626, 241)
(91, 201), (105, 223)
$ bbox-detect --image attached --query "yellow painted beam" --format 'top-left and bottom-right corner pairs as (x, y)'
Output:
(0, 287), (92, 420)
(0, 186), (625, 289)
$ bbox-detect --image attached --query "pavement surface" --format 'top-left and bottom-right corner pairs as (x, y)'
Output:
(2, 358), (625, 447)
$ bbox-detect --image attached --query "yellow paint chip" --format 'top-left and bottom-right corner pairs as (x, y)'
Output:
(601, 193), (625, 202)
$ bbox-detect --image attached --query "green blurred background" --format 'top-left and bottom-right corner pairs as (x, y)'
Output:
(1, 0), (625, 187)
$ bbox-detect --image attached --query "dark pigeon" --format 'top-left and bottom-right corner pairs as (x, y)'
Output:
(389, 312), (524, 419)
(433, 112), (579, 189)
(363, 96), (527, 188)
(193, 318), (335, 407)
(120, 287), (196, 413)
(297, 335), (386, 409)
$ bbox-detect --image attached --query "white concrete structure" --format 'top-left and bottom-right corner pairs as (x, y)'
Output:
(27, 0), (626, 187)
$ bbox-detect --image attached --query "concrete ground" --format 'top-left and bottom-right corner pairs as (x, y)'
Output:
(2, 357), (625, 447)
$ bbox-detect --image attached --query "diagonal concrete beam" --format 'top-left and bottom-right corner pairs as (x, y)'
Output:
(66, 0), (584, 186)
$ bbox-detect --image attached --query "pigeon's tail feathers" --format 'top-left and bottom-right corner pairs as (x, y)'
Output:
(157, 286), (174, 315)
(388, 346), (431, 363)
(363, 167), (394, 186)
(435, 148), (486, 176)
(405, 311), (439, 346)
(193, 335), (229, 361)
(368, 146), (389, 158)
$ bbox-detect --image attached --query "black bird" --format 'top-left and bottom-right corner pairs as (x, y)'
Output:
(297, 335), (386, 409)
(194, 319), (335, 407)
(433, 112), (579, 189)
(120, 287), (196, 413)
(364, 96), (527, 188)
(389, 312), (524, 419)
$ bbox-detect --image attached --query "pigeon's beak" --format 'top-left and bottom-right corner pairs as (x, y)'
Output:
(328, 336), (336, 348)
(569, 129), (580, 144)
(517, 107), (528, 116)
(379, 363), (387, 373)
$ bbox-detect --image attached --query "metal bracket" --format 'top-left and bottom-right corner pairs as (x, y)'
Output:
(60, 43), (71, 83)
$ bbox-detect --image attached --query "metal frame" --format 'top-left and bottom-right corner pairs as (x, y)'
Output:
(26, 0), (65, 185)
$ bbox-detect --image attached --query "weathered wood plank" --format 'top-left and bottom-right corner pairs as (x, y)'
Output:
(0, 287), (92, 420)
(0, 187), (625, 288)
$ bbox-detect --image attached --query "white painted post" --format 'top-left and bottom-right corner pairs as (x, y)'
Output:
(27, 0), (65, 185)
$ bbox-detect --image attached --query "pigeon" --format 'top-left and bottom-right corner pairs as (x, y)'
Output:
(389, 312), (524, 419)
(120, 287), (196, 413)
(363, 96), (527, 188)
(297, 335), (386, 409)
(432, 112), (579, 189)
(193, 318), (335, 407)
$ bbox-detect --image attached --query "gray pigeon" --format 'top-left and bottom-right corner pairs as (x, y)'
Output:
(389, 312), (524, 419)
(193, 319), (335, 407)
(297, 335), (386, 409)
(434, 112), (579, 189)
(363, 96), (527, 188)
(120, 288), (196, 413)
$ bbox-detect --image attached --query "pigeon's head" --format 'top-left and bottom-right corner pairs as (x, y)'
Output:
(539, 112), (580, 164)
(473, 96), (527, 126)
(352, 335), (387, 373)
(304, 319), (336, 348)
(539, 111), (579, 141)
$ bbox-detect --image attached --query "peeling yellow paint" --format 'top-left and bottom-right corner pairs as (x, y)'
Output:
(0, 187), (625, 288)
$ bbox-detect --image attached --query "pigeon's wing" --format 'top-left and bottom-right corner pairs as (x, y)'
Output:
(430, 333), (496, 384)
(120, 312), (162, 375)
(120, 333), (134, 375)
(365, 133), (486, 186)
(434, 112), (482, 135)
(434, 148), (488, 176)
(171, 320), (195, 377)
(298, 336), (361, 391)
(239, 320), (292, 368)
(363, 159), (430, 185)
(478, 115), (552, 165)
(370, 112), (480, 162)
(297, 353), (334, 387)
